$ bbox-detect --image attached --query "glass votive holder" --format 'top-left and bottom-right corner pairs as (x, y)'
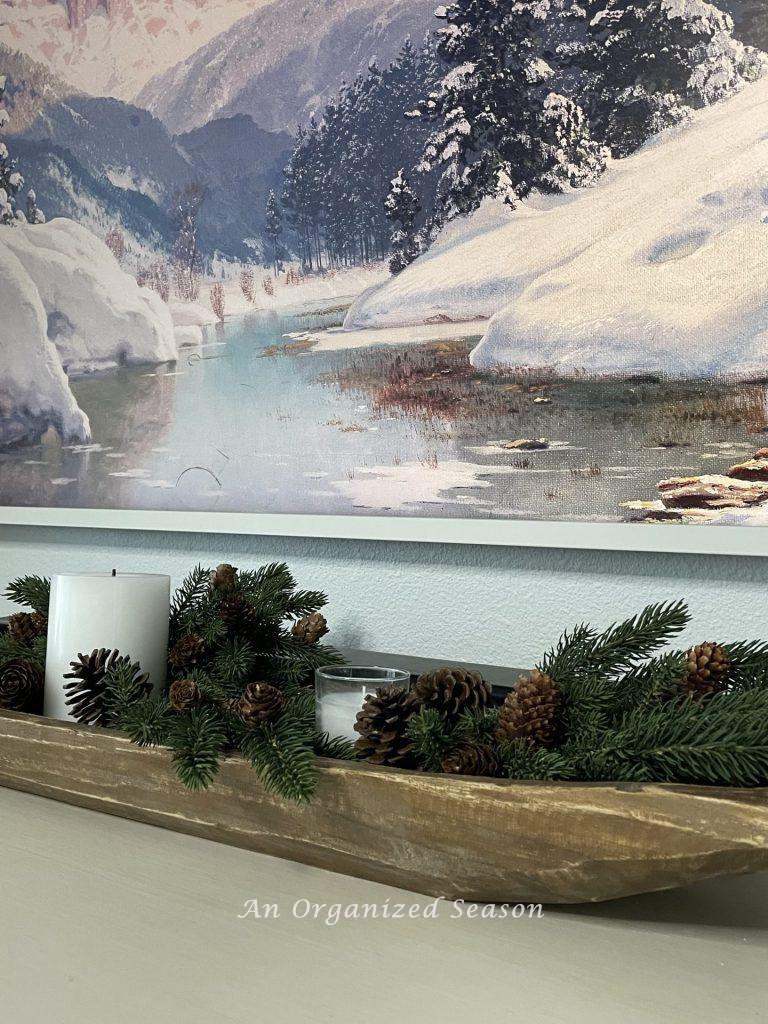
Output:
(315, 665), (411, 742)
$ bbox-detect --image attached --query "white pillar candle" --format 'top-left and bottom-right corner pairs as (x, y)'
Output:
(44, 572), (170, 722)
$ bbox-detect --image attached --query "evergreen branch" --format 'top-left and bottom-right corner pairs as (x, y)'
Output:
(118, 697), (174, 748)
(538, 623), (598, 681)
(188, 668), (230, 703)
(239, 714), (316, 803)
(593, 689), (768, 786)
(614, 650), (688, 710)
(169, 565), (211, 633)
(4, 575), (50, 615)
(285, 590), (328, 618)
(212, 637), (257, 686)
(587, 601), (690, 677)
(314, 732), (357, 760)
(405, 707), (454, 772)
(0, 633), (46, 668)
(724, 640), (768, 692)
(455, 707), (500, 744)
(499, 741), (576, 781)
(286, 687), (316, 734)
(169, 707), (227, 791)
(102, 659), (152, 726)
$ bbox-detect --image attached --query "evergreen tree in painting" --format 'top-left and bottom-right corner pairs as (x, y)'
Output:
(415, 1), (607, 226)
(0, 75), (43, 225)
(282, 38), (439, 269)
(385, 169), (425, 273)
(563, 0), (765, 156)
(25, 189), (44, 225)
(264, 189), (284, 274)
(171, 181), (205, 300)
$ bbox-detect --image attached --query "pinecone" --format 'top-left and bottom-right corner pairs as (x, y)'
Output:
(496, 670), (561, 748)
(209, 563), (238, 592)
(291, 612), (329, 644)
(0, 659), (43, 713)
(680, 643), (731, 699)
(442, 741), (499, 778)
(219, 593), (258, 635)
(354, 686), (417, 767)
(168, 633), (205, 671)
(238, 682), (285, 727)
(7, 611), (47, 644)
(168, 678), (203, 712)
(63, 648), (150, 727)
(412, 667), (491, 723)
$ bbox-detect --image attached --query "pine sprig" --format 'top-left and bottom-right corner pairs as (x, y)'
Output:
(585, 601), (690, 678)
(405, 707), (454, 772)
(239, 714), (316, 803)
(0, 632), (46, 669)
(593, 690), (768, 786)
(724, 640), (768, 692)
(118, 697), (174, 748)
(4, 575), (50, 616)
(499, 741), (576, 781)
(169, 707), (227, 791)
(314, 732), (357, 760)
(169, 565), (211, 635)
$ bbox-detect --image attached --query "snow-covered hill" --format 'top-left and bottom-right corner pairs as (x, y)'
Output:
(0, 0), (268, 100)
(345, 75), (768, 379)
(0, 219), (176, 447)
(137, 0), (435, 133)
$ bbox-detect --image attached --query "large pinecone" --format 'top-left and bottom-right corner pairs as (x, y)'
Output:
(168, 678), (203, 712)
(7, 611), (47, 644)
(681, 643), (731, 699)
(238, 682), (285, 727)
(496, 670), (561, 748)
(354, 686), (417, 767)
(64, 649), (149, 726)
(168, 633), (205, 671)
(291, 612), (329, 645)
(219, 593), (258, 635)
(209, 563), (238, 592)
(0, 659), (43, 713)
(442, 741), (499, 778)
(412, 667), (491, 723)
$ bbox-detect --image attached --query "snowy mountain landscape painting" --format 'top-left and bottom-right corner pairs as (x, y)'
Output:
(3, 0), (768, 533)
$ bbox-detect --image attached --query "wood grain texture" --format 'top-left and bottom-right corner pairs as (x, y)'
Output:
(1, 709), (767, 904)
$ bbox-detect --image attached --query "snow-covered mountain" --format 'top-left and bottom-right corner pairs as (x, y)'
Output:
(346, 75), (768, 379)
(3, 47), (290, 258)
(0, 0), (269, 100)
(137, 0), (436, 134)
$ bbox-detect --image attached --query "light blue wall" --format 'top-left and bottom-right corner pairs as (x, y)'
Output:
(1, 524), (766, 665)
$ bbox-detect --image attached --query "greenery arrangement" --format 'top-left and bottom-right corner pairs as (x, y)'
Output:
(394, 601), (768, 787)
(2, 572), (768, 803)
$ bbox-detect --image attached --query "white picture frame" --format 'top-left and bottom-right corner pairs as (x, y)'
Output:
(0, 504), (764, 556)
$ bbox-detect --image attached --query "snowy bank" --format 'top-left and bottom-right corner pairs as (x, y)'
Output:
(4, 219), (176, 374)
(0, 244), (90, 447)
(346, 77), (768, 378)
(1, 219), (177, 447)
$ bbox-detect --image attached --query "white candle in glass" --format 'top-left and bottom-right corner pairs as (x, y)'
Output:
(44, 572), (170, 722)
(315, 666), (411, 742)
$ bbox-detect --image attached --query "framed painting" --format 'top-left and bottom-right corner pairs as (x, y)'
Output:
(2, 0), (768, 553)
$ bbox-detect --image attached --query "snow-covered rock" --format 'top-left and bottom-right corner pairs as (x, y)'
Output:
(3, 218), (176, 373)
(347, 75), (768, 379)
(0, 218), (176, 446)
(0, 244), (89, 446)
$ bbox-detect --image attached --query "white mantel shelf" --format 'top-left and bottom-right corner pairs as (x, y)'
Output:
(0, 788), (764, 1023)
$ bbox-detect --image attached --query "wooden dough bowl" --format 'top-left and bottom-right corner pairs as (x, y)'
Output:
(1, 710), (767, 904)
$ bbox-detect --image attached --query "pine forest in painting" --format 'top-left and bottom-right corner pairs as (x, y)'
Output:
(2, 0), (768, 528)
